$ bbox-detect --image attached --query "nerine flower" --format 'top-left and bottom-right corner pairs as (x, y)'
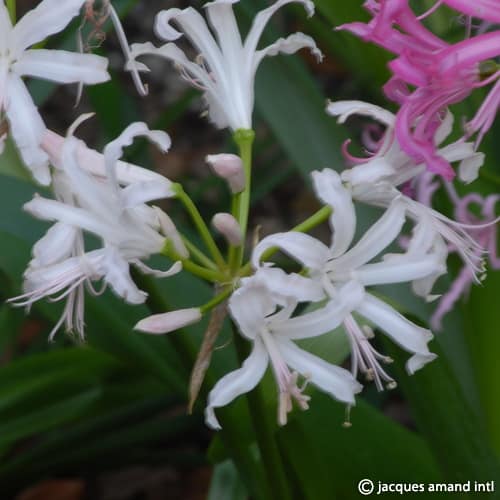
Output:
(205, 268), (363, 429)
(327, 100), (486, 289)
(251, 169), (439, 388)
(128, 0), (322, 131)
(10, 121), (185, 338)
(0, 0), (110, 184)
(339, 0), (500, 179)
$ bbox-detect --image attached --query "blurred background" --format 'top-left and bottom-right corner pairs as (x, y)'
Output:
(1, 0), (500, 498)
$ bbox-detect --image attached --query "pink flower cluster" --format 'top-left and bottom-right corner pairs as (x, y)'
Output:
(340, 0), (500, 180)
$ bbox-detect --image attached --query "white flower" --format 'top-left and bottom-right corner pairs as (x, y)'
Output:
(128, 0), (322, 131)
(327, 100), (486, 285)
(252, 169), (439, 387)
(9, 121), (185, 339)
(205, 268), (363, 429)
(0, 0), (110, 185)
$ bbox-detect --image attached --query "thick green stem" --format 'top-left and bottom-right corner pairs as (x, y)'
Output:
(175, 185), (226, 269)
(229, 129), (255, 270)
(240, 205), (332, 276)
(6, 0), (15, 23)
(233, 329), (292, 500)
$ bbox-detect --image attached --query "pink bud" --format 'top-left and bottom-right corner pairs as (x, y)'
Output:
(206, 154), (245, 193)
(212, 213), (243, 246)
(134, 308), (202, 334)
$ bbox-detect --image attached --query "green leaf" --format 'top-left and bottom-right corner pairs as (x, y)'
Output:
(208, 460), (248, 500)
(384, 339), (500, 495)
(278, 394), (442, 500)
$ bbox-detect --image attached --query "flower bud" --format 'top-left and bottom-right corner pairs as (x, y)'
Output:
(206, 154), (245, 193)
(212, 212), (243, 246)
(134, 308), (202, 334)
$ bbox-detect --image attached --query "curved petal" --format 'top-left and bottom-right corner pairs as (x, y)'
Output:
(326, 100), (395, 127)
(357, 293), (437, 374)
(244, 0), (315, 57)
(253, 32), (322, 70)
(331, 198), (406, 270)
(104, 122), (171, 190)
(354, 254), (444, 286)
(272, 280), (365, 339)
(205, 338), (269, 429)
(42, 130), (171, 186)
(312, 169), (356, 257)
(253, 267), (325, 303)
(11, 0), (85, 56)
(277, 337), (362, 404)
(14, 49), (109, 84)
(5, 75), (49, 185)
(121, 180), (175, 207)
(252, 232), (330, 271)
(102, 247), (147, 304)
(32, 222), (79, 267)
(229, 279), (273, 340)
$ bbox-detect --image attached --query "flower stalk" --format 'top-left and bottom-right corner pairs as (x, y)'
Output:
(229, 129), (255, 271)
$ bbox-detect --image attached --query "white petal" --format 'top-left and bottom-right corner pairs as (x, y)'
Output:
(254, 32), (323, 69)
(277, 338), (362, 404)
(205, 337), (269, 429)
(121, 180), (175, 207)
(135, 308), (201, 334)
(229, 279), (273, 340)
(0, 3), (12, 51)
(332, 198), (406, 270)
(458, 152), (485, 183)
(10, 0), (85, 56)
(132, 259), (182, 279)
(434, 110), (454, 145)
(42, 130), (171, 186)
(272, 280), (365, 339)
(102, 247), (146, 304)
(326, 100), (395, 127)
(32, 222), (79, 267)
(253, 267), (325, 303)
(354, 254), (444, 286)
(104, 122), (171, 188)
(14, 50), (109, 84)
(341, 158), (396, 186)
(5, 75), (49, 185)
(312, 169), (356, 257)
(252, 232), (330, 271)
(357, 293), (437, 374)
(244, 0), (315, 57)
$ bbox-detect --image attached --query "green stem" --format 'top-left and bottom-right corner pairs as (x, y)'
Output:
(182, 237), (217, 270)
(6, 0), (15, 23)
(233, 328), (292, 500)
(229, 129), (255, 271)
(175, 185), (226, 269)
(240, 205), (332, 276)
(200, 287), (233, 314)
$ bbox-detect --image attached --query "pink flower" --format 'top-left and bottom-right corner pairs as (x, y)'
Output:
(339, 0), (500, 180)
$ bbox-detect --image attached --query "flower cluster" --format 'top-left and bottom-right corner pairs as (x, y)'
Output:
(1, 0), (498, 433)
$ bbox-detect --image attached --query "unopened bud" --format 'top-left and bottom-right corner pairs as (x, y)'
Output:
(206, 154), (245, 194)
(134, 308), (202, 334)
(155, 207), (189, 259)
(212, 213), (242, 246)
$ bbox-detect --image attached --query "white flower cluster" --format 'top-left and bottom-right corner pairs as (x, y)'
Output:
(2, 0), (496, 431)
